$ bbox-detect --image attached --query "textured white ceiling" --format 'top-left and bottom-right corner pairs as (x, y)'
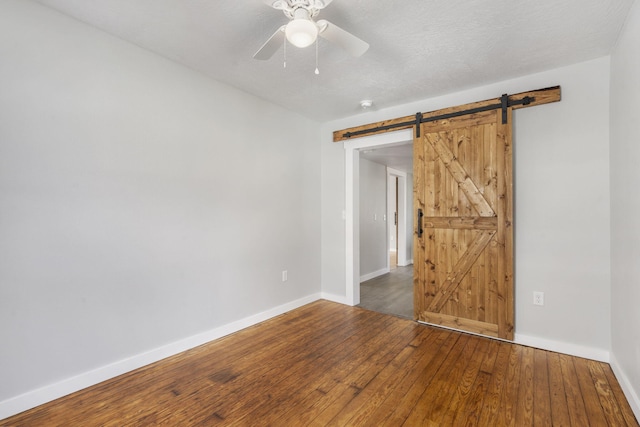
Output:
(34, 0), (633, 122)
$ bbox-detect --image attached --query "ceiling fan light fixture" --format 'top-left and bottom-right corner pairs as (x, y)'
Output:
(285, 18), (318, 48)
(255, 0), (369, 61)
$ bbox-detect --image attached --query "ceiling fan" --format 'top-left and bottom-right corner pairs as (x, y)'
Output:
(253, 0), (369, 60)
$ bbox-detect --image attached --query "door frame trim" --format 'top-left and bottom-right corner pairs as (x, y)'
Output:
(343, 129), (413, 306)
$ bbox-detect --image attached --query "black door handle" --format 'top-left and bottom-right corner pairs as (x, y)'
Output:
(417, 209), (424, 238)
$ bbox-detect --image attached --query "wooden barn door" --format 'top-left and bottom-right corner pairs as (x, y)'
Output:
(332, 86), (559, 340)
(413, 106), (514, 340)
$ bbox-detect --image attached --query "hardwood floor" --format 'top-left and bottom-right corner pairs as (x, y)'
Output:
(2, 300), (637, 426)
(358, 265), (413, 319)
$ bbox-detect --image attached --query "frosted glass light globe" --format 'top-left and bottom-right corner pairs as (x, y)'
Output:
(285, 19), (318, 48)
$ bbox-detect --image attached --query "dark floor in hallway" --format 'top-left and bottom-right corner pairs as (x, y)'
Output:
(358, 264), (413, 319)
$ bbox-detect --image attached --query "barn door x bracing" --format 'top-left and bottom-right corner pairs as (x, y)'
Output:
(333, 87), (561, 341)
(414, 106), (513, 340)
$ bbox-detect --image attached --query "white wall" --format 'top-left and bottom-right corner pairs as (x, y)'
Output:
(0, 0), (321, 415)
(321, 57), (612, 359)
(610, 0), (640, 418)
(320, 131), (347, 301)
(359, 159), (388, 279)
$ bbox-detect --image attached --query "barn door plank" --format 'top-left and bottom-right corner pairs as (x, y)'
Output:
(425, 133), (495, 217)
(427, 229), (496, 313)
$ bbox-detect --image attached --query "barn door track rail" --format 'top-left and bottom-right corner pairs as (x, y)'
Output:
(333, 86), (561, 142)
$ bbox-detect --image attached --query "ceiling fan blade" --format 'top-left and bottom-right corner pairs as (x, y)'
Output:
(253, 25), (286, 60)
(317, 19), (369, 57)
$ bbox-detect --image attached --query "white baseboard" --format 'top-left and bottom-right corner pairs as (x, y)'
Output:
(360, 268), (389, 283)
(610, 353), (640, 422)
(320, 292), (349, 305)
(397, 260), (414, 267)
(514, 333), (610, 362)
(0, 293), (322, 421)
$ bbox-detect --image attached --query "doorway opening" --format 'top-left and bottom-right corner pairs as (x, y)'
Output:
(344, 129), (414, 318)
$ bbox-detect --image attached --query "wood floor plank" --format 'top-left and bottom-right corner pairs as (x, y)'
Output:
(559, 353), (592, 427)
(547, 352), (572, 427)
(178, 307), (392, 425)
(305, 318), (422, 426)
(379, 331), (463, 426)
(515, 345), (535, 426)
(244, 315), (417, 426)
(457, 371), (491, 427)
(574, 356), (610, 426)
(588, 359), (630, 426)
(497, 344), (523, 426)
(358, 328), (454, 425)
(140, 304), (360, 424)
(400, 334), (477, 425)
(476, 341), (512, 425)
(437, 338), (491, 425)
(319, 327), (437, 426)
(2, 300), (637, 427)
(149, 303), (377, 425)
(257, 320), (418, 426)
(478, 337), (501, 374)
(452, 338), (501, 425)
(603, 362), (640, 426)
(268, 314), (414, 426)
(533, 349), (552, 426)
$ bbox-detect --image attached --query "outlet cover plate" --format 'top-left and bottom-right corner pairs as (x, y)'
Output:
(533, 291), (544, 306)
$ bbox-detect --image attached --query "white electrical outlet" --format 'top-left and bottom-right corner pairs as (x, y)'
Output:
(533, 291), (544, 306)
(282, 270), (288, 282)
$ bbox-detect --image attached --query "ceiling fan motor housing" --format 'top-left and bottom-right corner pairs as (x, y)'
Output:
(269, 0), (330, 19)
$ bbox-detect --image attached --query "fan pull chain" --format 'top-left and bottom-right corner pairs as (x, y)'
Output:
(315, 38), (319, 75)
(283, 35), (287, 68)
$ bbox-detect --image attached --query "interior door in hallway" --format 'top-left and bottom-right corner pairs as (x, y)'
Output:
(413, 107), (514, 340)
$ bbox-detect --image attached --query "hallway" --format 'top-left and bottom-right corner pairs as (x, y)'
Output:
(357, 264), (413, 319)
